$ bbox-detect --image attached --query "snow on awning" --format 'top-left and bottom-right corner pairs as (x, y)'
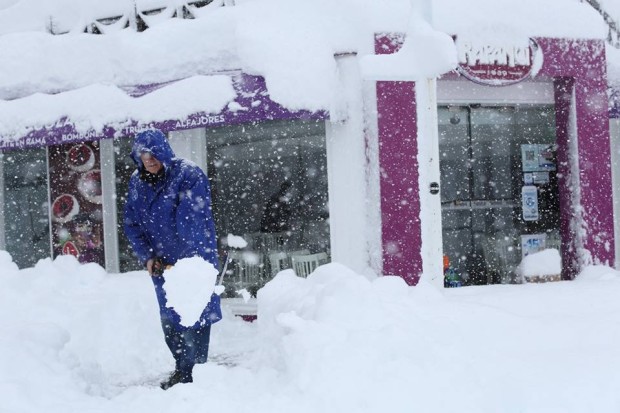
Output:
(0, 73), (327, 151)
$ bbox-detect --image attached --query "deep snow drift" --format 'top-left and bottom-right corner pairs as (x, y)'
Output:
(2, 250), (620, 412)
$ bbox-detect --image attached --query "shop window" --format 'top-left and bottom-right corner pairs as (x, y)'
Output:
(113, 137), (144, 272)
(113, 120), (331, 284)
(48, 142), (105, 267)
(207, 120), (330, 295)
(1, 148), (51, 268)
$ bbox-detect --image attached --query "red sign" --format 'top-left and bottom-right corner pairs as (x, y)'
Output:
(62, 241), (80, 258)
(455, 38), (538, 86)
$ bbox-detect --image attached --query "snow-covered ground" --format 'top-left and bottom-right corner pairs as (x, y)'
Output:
(2, 250), (620, 413)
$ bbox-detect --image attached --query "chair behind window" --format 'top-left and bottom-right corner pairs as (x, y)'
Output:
(290, 252), (329, 278)
(227, 250), (264, 287)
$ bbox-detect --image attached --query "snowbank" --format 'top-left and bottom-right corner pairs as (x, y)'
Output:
(574, 264), (620, 282)
(2, 252), (620, 412)
(517, 248), (562, 277)
(161, 257), (219, 326)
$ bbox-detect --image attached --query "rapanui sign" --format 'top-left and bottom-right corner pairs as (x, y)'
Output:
(455, 37), (539, 86)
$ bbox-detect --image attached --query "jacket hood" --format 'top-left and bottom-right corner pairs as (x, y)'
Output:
(130, 129), (176, 169)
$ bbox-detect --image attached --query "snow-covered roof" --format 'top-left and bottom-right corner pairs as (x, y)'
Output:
(433, 0), (606, 40)
(0, 0), (607, 100)
(0, 0), (608, 38)
(0, 0), (610, 142)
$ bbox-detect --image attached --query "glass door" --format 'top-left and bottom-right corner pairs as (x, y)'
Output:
(439, 105), (559, 285)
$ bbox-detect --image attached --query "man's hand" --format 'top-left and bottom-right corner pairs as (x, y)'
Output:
(146, 257), (164, 276)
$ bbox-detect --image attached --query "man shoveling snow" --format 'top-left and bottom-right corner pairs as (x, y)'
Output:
(124, 128), (221, 390)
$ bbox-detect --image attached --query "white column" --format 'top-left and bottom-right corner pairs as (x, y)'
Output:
(100, 138), (120, 273)
(416, 79), (444, 287)
(325, 53), (371, 275)
(362, 79), (383, 276)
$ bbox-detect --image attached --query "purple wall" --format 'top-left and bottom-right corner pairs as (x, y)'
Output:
(375, 35), (422, 285)
(0, 74), (327, 151)
(376, 81), (422, 285)
(375, 34), (614, 282)
(537, 39), (614, 276)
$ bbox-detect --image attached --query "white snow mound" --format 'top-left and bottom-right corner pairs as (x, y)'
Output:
(162, 256), (219, 327)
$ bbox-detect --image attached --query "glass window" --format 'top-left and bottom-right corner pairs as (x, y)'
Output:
(113, 136), (143, 273)
(113, 120), (332, 286)
(439, 105), (558, 286)
(207, 120), (330, 295)
(48, 142), (105, 267)
(1, 148), (51, 268)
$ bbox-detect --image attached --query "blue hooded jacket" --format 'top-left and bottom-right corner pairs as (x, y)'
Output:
(124, 129), (219, 268)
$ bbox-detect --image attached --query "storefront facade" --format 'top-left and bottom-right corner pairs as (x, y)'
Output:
(374, 33), (615, 285)
(0, 72), (360, 296)
(0, 25), (616, 290)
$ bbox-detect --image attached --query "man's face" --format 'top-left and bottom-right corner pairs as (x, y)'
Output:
(140, 152), (163, 174)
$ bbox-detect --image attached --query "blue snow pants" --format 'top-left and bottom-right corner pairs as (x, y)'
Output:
(151, 275), (221, 375)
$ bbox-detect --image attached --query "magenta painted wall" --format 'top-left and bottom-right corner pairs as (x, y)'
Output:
(376, 81), (422, 285)
(375, 35), (422, 285)
(375, 35), (614, 282)
(537, 39), (614, 276)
